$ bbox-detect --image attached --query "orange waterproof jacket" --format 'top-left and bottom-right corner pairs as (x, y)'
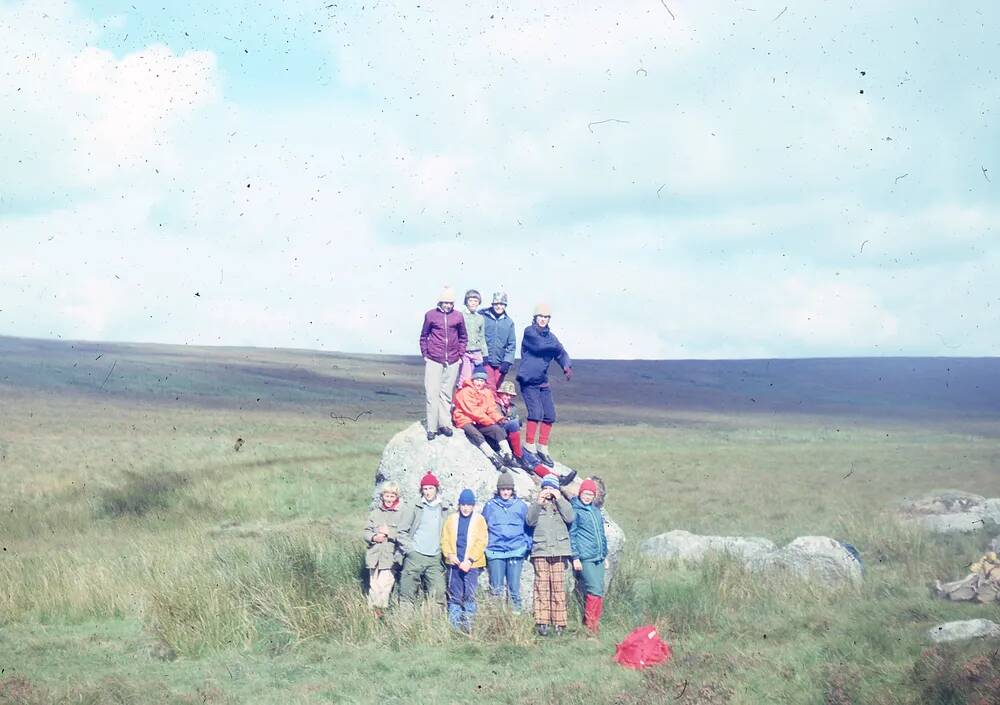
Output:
(452, 380), (504, 428)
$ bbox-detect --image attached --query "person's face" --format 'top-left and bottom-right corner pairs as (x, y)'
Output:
(535, 314), (550, 328)
(472, 377), (486, 390)
(421, 485), (437, 501)
(466, 297), (480, 312)
(381, 491), (398, 505)
(440, 301), (454, 313)
(497, 392), (511, 404)
(459, 503), (474, 517)
(499, 487), (514, 500)
(579, 490), (595, 505)
(492, 302), (506, 315)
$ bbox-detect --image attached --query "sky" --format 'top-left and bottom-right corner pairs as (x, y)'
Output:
(1, 0), (998, 359)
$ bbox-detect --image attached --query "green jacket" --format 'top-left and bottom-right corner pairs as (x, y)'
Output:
(463, 309), (489, 355)
(397, 498), (450, 556)
(525, 494), (575, 557)
(568, 498), (608, 562)
(363, 503), (404, 569)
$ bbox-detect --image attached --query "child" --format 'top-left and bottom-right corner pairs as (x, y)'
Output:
(516, 303), (572, 467)
(569, 478), (609, 634)
(459, 289), (490, 384)
(398, 472), (449, 605)
(496, 381), (576, 486)
(441, 488), (488, 632)
(482, 472), (530, 612)
(480, 292), (516, 391)
(453, 370), (515, 471)
(419, 287), (467, 441)
(363, 482), (404, 611)
(525, 475), (575, 636)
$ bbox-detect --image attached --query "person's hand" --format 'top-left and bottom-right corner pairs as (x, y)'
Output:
(564, 367), (573, 381)
(449, 555), (461, 566)
(378, 525), (390, 535)
(573, 559), (583, 571)
(372, 533), (386, 543)
(460, 559), (473, 573)
(537, 489), (549, 504)
(499, 361), (512, 375)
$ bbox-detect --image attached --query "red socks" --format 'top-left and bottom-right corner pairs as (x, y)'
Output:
(533, 464), (552, 478)
(539, 422), (553, 445)
(525, 420), (539, 445)
(584, 594), (604, 634)
(508, 430), (523, 457)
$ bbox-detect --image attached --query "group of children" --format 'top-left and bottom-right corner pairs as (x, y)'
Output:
(364, 471), (609, 636)
(419, 287), (573, 473)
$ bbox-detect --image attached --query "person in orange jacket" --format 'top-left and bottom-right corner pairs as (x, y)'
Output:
(453, 370), (515, 471)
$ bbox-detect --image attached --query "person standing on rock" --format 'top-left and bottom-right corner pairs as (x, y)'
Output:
(398, 472), (449, 606)
(517, 303), (572, 467)
(526, 474), (575, 636)
(453, 369), (515, 471)
(482, 472), (530, 612)
(569, 479), (609, 635)
(363, 481), (405, 612)
(480, 292), (516, 392)
(458, 289), (489, 385)
(441, 488), (488, 632)
(419, 287), (468, 441)
(496, 381), (576, 486)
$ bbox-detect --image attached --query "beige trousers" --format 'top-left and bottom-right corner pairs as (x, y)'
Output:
(368, 568), (397, 608)
(424, 359), (459, 431)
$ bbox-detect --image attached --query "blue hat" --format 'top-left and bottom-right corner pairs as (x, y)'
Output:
(540, 475), (559, 490)
(458, 488), (476, 505)
(471, 369), (488, 381)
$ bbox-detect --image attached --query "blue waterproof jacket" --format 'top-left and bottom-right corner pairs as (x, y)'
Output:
(569, 497), (608, 562)
(480, 308), (517, 367)
(516, 324), (571, 386)
(482, 494), (530, 554)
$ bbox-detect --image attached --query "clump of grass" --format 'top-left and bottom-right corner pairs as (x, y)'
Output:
(910, 645), (1000, 705)
(96, 470), (190, 519)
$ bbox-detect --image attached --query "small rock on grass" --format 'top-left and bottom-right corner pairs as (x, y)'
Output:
(927, 619), (1000, 644)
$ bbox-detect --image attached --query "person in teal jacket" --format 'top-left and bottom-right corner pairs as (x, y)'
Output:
(569, 478), (608, 635)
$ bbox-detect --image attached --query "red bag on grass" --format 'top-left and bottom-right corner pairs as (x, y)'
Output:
(614, 624), (672, 670)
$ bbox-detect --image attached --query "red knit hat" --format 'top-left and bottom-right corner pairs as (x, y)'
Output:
(579, 479), (598, 496)
(419, 471), (439, 488)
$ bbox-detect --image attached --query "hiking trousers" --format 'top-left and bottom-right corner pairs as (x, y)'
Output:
(424, 360), (459, 431)
(576, 558), (606, 597)
(531, 556), (568, 627)
(520, 382), (556, 423)
(367, 567), (397, 608)
(399, 551), (446, 605)
(461, 423), (506, 447)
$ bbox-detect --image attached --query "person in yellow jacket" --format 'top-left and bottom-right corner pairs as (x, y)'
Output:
(441, 488), (488, 632)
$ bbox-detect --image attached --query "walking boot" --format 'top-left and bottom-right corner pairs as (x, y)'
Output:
(517, 453), (538, 473)
(553, 625), (565, 637)
(536, 451), (555, 467)
(437, 426), (453, 437)
(427, 431), (437, 441)
(558, 469), (577, 486)
(488, 454), (505, 472)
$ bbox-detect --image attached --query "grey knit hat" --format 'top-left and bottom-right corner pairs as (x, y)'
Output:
(491, 291), (508, 305)
(496, 472), (516, 491)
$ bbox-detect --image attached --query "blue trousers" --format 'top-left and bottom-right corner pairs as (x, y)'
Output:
(447, 566), (481, 631)
(486, 556), (525, 610)
(520, 383), (556, 423)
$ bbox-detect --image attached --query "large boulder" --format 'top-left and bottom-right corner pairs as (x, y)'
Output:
(374, 422), (626, 605)
(927, 619), (1000, 644)
(640, 530), (776, 563)
(899, 490), (1000, 534)
(749, 536), (863, 586)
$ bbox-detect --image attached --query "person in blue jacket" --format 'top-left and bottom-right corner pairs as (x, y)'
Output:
(516, 303), (572, 467)
(480, 292), (517, 392)
(481, 471), (530, 612)
(569, 478), (608, 635)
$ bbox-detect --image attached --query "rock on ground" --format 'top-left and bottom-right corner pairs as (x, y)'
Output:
(640, 530), (776, 563)
(641, 531), (863, 585)
(927, 619), (1000, 643)
(749, 536), (863, 585)
(899, 489), (1000, 534)
(374, 422), (626, 606)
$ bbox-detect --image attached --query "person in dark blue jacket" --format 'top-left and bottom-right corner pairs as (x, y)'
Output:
(481, 472), (530, 612)
(516, 303), (572, 467)
(480, 292), (517, 392)
(569, 478), (608, 635)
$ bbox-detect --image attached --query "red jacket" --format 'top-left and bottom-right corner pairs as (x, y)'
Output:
(453, 380), (503, 428)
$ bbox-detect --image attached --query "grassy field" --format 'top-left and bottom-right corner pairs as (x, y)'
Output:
(2, 336), (999, 704)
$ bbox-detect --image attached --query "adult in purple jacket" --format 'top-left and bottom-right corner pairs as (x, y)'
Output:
(516, 303), (572, 467)
(419, 287), (468, 441)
